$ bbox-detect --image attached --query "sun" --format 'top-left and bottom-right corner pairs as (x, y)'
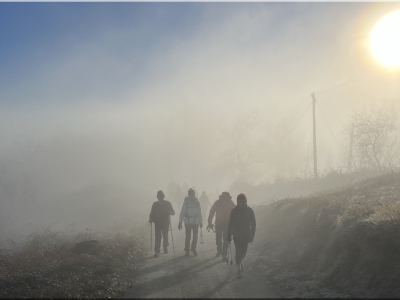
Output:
(370, 10), (400, 67)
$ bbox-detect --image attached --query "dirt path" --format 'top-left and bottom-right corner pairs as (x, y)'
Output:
(123, 228), (281, 298)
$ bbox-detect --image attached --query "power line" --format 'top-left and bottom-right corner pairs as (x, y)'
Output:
(316, 101), (340, 148)
(315, 65), (394, 96)
(289, 100), (313, 140)
(259, 100), (312, 177)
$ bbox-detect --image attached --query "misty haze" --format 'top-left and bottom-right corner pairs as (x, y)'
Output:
(1, 2), (400, 298)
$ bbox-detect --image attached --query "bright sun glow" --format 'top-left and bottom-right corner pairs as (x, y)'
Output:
(370, 10), (400, 67)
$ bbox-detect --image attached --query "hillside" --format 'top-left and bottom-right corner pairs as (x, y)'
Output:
(0, 226), (148, 298)
(253, 171), (400, 297)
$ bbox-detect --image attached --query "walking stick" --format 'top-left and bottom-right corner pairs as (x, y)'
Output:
(150, 222), (153, 251)
(230, 242), (233, 266)
(200, 228), (204, 244)
(169, 216), (175, 255)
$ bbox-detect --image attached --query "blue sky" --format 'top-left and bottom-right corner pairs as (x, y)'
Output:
(0, 3), (370, 107)
(0, 3), (399, 146)
(0, 3), (207, 105)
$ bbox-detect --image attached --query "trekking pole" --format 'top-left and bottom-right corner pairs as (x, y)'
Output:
(226, 244), (230, 265)
(230, 242), (233, 266)
(200, 228), (204, 244)
(169, 216), (175, 255)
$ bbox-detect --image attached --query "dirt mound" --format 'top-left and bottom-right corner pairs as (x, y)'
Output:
(254, 172), (400, 297)
(0, 226), (148, 298)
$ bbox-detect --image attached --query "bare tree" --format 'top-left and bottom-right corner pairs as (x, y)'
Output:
(261, 118), (305, 179)
(349, 102), (399, 171)
(218, 110), (263, 181)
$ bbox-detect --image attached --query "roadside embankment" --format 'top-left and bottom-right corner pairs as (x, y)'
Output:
(0, 225), (148, 298)
(253, 172), (400, 298)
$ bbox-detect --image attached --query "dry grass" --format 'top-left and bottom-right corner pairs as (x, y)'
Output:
(0, 225), (149, 298)
(254, 171), (400, 297)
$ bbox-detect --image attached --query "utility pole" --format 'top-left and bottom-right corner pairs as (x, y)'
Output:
(311, 93), (318, 180)
(347, 123), (354, 172)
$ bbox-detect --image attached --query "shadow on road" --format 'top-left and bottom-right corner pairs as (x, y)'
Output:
(139, 256), (186, 276)
(128, 257), (221, 297)
(200, 275), (235, 298)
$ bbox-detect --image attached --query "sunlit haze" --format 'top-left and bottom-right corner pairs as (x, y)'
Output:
(1, 2), (400, 241)
(370, 10), (400, 67)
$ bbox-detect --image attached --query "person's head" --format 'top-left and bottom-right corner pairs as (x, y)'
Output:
(237, 193), (247, 208)
(157, 190), (165, 201)
(222, 192), (232, 201)
(188, 188), (195, 199)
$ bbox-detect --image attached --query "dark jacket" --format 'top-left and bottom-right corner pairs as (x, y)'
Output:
(227, 206), (256, 241)
(149, 200), (174, 225)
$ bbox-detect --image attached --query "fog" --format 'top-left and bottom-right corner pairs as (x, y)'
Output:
(1, 2), (400, 242)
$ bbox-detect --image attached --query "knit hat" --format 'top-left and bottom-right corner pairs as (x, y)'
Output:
(188, 188), (195, 196)
(237, 193), (247, 203)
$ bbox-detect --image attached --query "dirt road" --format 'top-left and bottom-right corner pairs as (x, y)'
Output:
(123, 227), (281, 298)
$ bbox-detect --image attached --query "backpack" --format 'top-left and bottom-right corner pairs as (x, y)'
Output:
(184, 197), (200, 221)
(153, 201), (170, 222)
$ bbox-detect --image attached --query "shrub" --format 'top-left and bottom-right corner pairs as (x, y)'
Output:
(0, 225), (148, 298)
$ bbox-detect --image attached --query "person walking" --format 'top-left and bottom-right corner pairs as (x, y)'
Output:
(227, 193), (256, 279)
(149, 190), (175, 258)
(178, 188), (203, 257)
(207, 192), (236, 260)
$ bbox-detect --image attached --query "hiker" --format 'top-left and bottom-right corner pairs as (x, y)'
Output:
(199, 191), (211, 222)
(149, 190), (175, 258)
(227, 193), (256, 279)
(178, 188), (203, 257)
(207, 192), (236, 260)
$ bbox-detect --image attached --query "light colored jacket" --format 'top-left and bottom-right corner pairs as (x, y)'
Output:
(208, 199), (236, 226)
(179, 197), (203, 225)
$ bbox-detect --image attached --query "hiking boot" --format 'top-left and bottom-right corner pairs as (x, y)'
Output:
(164, 248), (168, 254)
(237, 270), (242, 279)
(154, 252), (160, 258)
(192, 249), (198, 256)
(184, 251), (189, 257)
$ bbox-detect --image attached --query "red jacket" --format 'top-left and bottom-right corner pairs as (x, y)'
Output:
(208, 199), (236, 226)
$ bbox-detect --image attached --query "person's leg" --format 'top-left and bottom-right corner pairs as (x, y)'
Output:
(162, 223), (169, 252)
(191, 225), (199, 253)
(221, 222), (229, 257)
(184, 223), (191, 253)
(154, 222), (162, 255)
(215, 224), (223, 256)
(233, 237), (243, 265)
(233, 237), (243, 278)
(241, 240), (249, 263)
(238, 239), (249, 271)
